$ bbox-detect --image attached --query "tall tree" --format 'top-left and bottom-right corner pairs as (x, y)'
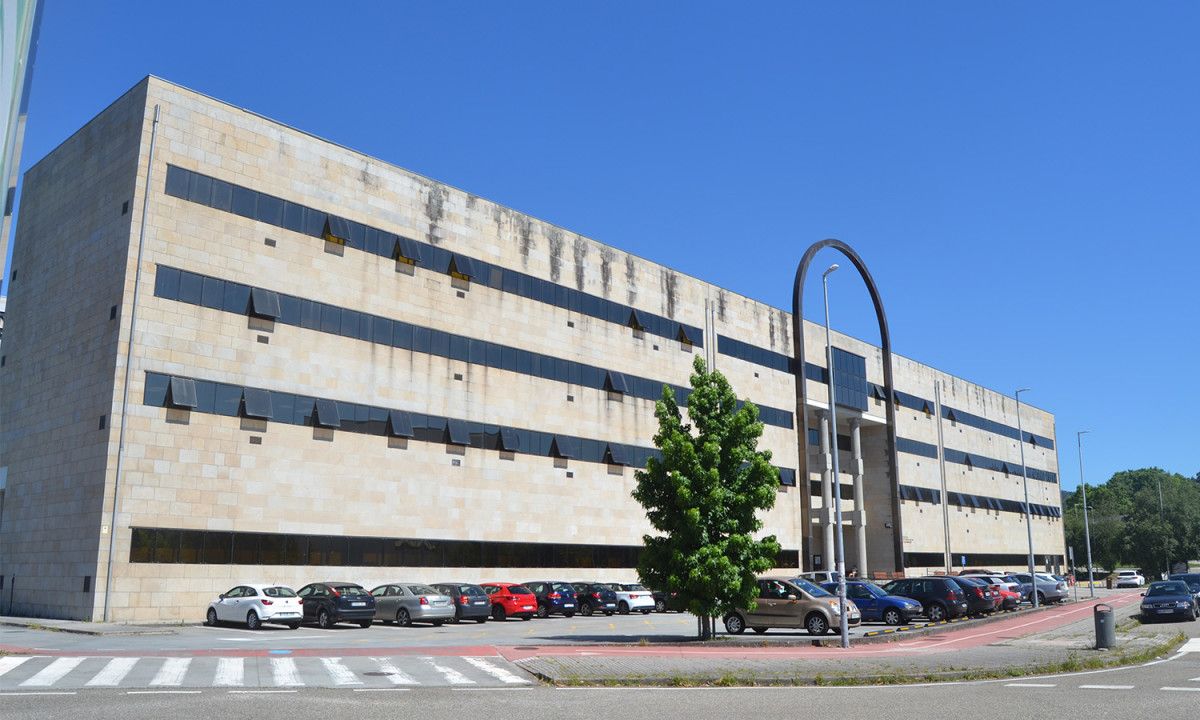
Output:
(633, 355), (780, 639)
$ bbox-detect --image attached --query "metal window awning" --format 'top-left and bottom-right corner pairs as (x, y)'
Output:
(499, 427), (521, 452)
(324, 215), (350, 243)
(387, 409), (414, 437)
(167, 377), (198, 409)
(392, 235), (423, 264)
(604, 370), (629, 394)
(249, 287), (281, 320)
(676, 324), (693, 344)
(627, 309), (644, 331)
(446, 418), (471, 445)
(449, 254), (478, 279)
(605, 443), (629, 466)
(550, 435), (575, 459)
(241, 388), (273, 419)
(314, 398), (341, 428)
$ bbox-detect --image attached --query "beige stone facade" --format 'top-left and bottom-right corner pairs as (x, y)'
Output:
(0, 78), (1063, 621)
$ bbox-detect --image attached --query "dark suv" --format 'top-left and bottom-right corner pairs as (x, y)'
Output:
(432, 582), (491, 623)
(571, 582), (618, 616)
(522, 581), (578, 618)
(881, 577), (969, 622)
(947, 576), (999, 616)
(296, 581), (376, 628)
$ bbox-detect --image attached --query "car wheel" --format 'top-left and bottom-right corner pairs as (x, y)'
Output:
(655, 598), (666, 613)
(206, 608), (218, 627)
(580, 602), (593, 617)
(521, 616), (532, 621)
(618, 601), (630, 615)
(883, 608), (902, 626)
(317, 609), (333, 629)
(1037, 592), (1046, 605)
(723, 614), (746, 634)
(287, 622), (300, 630)
(246, 610), (261, 630)
(564, 612), (575, 618)
(492, 605), (507, 622)
(397, 608), (412, 627)
(806, 613), (830, 636)
(752, 627), (768, 634)
(927, 603), (947, 623)
(432, 620), (444, 627)
(475, 618), (487, 624)
(536, 604), (549, 619)
(641, 609), (652, 615)
(358, 620), (372, 629)
(604, 610), (614, 616)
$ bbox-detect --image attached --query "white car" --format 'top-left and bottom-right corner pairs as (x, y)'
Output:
(1115, 570), (1145, 588)
(206, 584), (304, 629)
(609, 583), (656, 614)
(796, 570), (843, 585)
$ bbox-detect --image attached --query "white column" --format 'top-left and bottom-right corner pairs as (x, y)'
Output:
(851, 418), (867, 577)
(818, 411), (834, 569)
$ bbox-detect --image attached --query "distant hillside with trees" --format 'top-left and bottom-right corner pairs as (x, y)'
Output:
(1062, 468), (1200, 577)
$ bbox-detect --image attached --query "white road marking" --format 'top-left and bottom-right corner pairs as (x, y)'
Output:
(228, 689), (297, 694)
(213, 657), (244, 687)
(150, 658), (191, 686)
(86, 657), (139, 687)
(1079, 684), (1134, 690)
(0, 691), (77, 696)
(1005, 683), (1056, 687)
(271, 657), (303, 687)
(1161, 687), (1200, 692)
(353, 687), (411, 692)
(1179, 638), (1200, 653)
(0, 656), (34, 678)
(370, 657), (418, 685)
(462, 656), (530, 684)
(127, 690), (201, 695)
(319, 657), (362, 686)
(21, 657), (86, 687)
(421, 656), (474, 685)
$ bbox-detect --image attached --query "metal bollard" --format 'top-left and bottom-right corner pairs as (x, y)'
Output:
(1094, 603), (1115, 649)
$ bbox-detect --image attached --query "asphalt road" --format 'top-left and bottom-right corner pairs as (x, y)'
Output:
(5, 637), (1199, 720)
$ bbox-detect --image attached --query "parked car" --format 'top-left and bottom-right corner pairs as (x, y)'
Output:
(432, 582), (493, 623)
(1167, 573), (1200, 603)
(651, 588), (684, 613)
(1010, 573), (1069, 604)
(796, 570), (843, 585)
(481, 582), (537, 621)
(206, 584), (303, 629)
(947, 576), (999, 616)
(881, 577), (970, 622)
(296, 582), (376, 628)
(962, 574), (1021, 610)
(571, 582), (619, 616)
(958, 568), (1003, 576)
(820, 580), (922, 625)
(521, 580), (578, 618)
(1139, 581), (1199, 622)
(724, 577), (860, 636)
(1115, 570), (1146, 588)
(370, 583), (455, 627)
(609, 583), (655, 615)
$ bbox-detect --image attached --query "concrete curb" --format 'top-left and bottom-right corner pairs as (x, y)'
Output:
(0, 618), (178, 636)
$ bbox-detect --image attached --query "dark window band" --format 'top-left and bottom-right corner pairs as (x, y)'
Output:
(897, 483), (1062, 518)
(896, 437), (1057, 484)
(164, 164), (703, 349)
(152, 264), (794, 430)
(902, 552), (1065, 569)
(129, 526), (801, 569)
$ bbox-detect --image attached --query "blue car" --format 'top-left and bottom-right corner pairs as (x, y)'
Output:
(822, 580), (923, 625)
(1139, 581), (1199, 623)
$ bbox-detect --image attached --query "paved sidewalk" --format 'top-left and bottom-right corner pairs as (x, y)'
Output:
(0, 617), (178, 636)
(510, 592), (1187, 685)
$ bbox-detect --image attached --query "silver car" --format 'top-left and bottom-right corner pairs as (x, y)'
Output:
(1011, 573), (1069, 604)
(370, 583), (456, 626)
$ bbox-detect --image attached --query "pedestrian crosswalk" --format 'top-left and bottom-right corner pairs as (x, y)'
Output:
(0, 654), (532, 691)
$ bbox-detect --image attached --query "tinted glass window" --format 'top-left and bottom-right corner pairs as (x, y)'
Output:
(264, 586), (296, 598)
(508, 586), (533, 595)
(336, 585), (369, 598)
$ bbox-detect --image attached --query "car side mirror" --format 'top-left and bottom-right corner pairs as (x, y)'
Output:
(1140, 592), (1145, 596)
(218, 594), (225, 600)
(786, 594), (798, 600)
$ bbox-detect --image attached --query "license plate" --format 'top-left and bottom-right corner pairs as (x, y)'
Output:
(1157, 609), (1174, 614)
(351, 602), (366, 607)
(564, 604), (574, 608)
(522, 605), (533, 610)
(605, 603), (615, 608)
(473, 601), (486, 606)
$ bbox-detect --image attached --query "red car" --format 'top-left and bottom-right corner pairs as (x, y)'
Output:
(481, 582), (537, 621)
(969, 574), (1022, 611)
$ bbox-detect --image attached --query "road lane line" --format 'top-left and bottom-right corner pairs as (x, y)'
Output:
(127, 690), (201, 695)
(1005, 683), (1056, 687)
(0, 656), (35, 678)
(1079, 684), (1134, 690)
(150, 658), (191, 686)
(21, 657), (86, 687)
(353, 688), (411, 692)
(213, 657), (244, 687)
(86, 657), (139, 687)
(271, 657), (303, 686)
(421, 656), (474, 685)
(370, 657), (417, 685)
(228, 689), (297, 694)
(319, 657), (362, 686)
(0, 691), (77, 696)
(1162, 687), (1200, 692)
(463, 657), (530, 684)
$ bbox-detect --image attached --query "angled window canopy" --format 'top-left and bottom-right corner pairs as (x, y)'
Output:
(323, 215), (350, 245)
(604, 370), (629, 394)
(241, 388), (273, 419)
(249, 287), (281, 320)
(499, 427), (521, 452)
(313, 398), (341, 428)
(387, 409), (414, 437)
(446, 419), (471, 445)
(167, 377), (198, 409)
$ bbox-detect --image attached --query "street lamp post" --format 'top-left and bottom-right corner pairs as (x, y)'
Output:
(822, 263), (849, 649)
(1156, 476), (1168, 580)
(1077, 431), (1095, 598)
(1015, 388), (1038, 609)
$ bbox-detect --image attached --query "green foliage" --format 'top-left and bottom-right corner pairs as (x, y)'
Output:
(1064, 467), (1200, 575)
(633, 355), (780, 627)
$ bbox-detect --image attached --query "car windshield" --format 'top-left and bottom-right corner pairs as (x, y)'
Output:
(957, 577), (985, 586)
(789, 578), (832, 597)
(407, 585), (440, 596)
(263, 587), (296, 598)
(1146, 582), (1189, 597)
(460, 585), (486, 596)
(1119, 571), (1138, 576)
(861, 583), (887, 598)
(508, 585), (533, 595)
(552, 583), (574, 593)
(335, 585), (369, 597)
(623, 584), (647, 591)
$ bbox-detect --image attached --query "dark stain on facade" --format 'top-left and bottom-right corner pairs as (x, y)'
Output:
(768, 311), (776, 348)
(547, 228), (564, 283)
(776, 308), (790, 355)
(516, 215), (534, 268)
(717, 290), (727, 322)
(625, 255), (637, 305)
(359, 163), (380, 191)
(421, 180), (449, 245)
(599, 247), (615, 296)
(661, 269), (678, 319)
(572, 235), (589, 291)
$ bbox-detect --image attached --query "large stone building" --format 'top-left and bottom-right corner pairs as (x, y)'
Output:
(0, 78), (1064, 621)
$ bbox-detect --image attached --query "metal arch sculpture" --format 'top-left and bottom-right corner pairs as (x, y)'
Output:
(791, 239), (903, 573)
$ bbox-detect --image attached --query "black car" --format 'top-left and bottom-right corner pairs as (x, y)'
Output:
(1167, 573), (1200, 603)
(651, 588), (684, 613)
(432, 582), (491, 623)
(296, 581), (376, 628)
(571, 582), (619, 616)
(947, 576), (999, 616)
(522, 580), (578, 618)
(1140, 581), (1199, 623)
(881, 577), (969, 622)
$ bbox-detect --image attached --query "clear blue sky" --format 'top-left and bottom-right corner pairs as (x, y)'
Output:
(6, 2), (1198, 488)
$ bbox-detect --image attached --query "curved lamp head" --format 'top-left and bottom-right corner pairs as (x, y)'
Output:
(823, 263), (840, 279)
(1015, 387), (1031, 398)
